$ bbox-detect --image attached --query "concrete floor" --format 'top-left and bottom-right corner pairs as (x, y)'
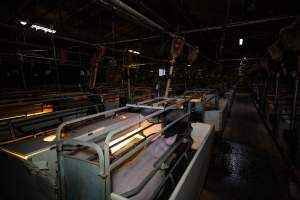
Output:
(199, 93), (294, 200)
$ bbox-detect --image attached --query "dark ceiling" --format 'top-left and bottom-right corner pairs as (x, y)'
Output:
(0, 0), (299, 71)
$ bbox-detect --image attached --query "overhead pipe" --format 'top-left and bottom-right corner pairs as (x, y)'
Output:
(99, 0), (197, 49)
(98, 0), (219, 64)
(127, 0), (172, 30)
(0, 22), (166, 63)
(99, 0), (176, 38)
(101, 35), (158, 45)
(170, 0), (195, 26)
(101, 15), (297, 45)
(182, 15), (297, 34)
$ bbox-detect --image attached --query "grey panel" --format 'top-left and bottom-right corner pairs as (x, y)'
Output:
(63, 156), (106, 200)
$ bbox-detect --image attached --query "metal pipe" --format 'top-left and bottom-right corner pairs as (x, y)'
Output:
(219, 0), (232, 59)
(165, 64), (174, 97)
(102, 1), (219, 65)
(273, 72), (280, 136)
(99, 0), (173, 37)
(182, 15), (297, 34)
(128, 0), (171, 29)
(101, 15), (297, 45)
(149, 144), (190, 199)
(290, 77), (299, 135)
(103, 100), (188, 172)
(55, 106), (128, 199)
(19, 60), (27, 90)
(101, 35), (159, 45)
(296, 56), (300, 165)
(109, 112), (190, 170)
(127, 66), (131, 103)
(99, 0), (207, 55)
(66, 139), (105, 176)
(121, 138), (185, 198)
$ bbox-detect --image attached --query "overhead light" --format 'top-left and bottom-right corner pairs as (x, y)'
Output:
(159, 68), (166, 76)
(19, 20), (56, 34)
(239, 38), (244, 46)
(243, 57), (247, 60)
(19, 20), (27, 26)
(31, 24), (56, 34)
(187, 64), (191, 67)
(128, 49), (140, 55)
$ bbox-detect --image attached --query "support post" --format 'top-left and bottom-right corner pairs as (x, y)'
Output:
(165, 60), (175, 97)
(127, 66), (131, 103)
(91, 63), (99, 89)
(50, 25), (60, 90)
(273, 72), (280, 137)
(19, 60), (27, 90)
(291, 77), (299, 136)
(296, 54), (300, 165)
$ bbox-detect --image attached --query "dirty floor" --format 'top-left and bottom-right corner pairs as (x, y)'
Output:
(199, 93), (293, 200)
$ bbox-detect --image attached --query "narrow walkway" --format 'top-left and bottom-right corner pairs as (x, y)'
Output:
(223, 93), (280, 156)
(199, 93), (291, 200)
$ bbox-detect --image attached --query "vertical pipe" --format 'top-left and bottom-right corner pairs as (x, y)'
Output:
(273, 72), (280, 136)
(127, 66), (131, 102)
(291, 77), (299, 136)
(296, 55), (300, 165)
(262, 76), (269, 116)
(165, 63), (174, 97)
(91, 63), (99, 89)
(184, 73), (187, 91)
(19, 61), (27, 90)
(51, 25), (60, 90)
(219, 0), (232, 59)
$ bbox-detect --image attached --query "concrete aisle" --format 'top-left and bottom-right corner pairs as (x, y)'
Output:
(199, 93), (292, 200)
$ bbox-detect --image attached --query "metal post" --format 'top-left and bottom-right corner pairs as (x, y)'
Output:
(291, 77), (299, 136)
(51, 25), (60, 90)
(165, 62), (174, 97)
(127, 66), (131, 102)
(273, 72), (280, 136)
(19, 61), (27, 90)
(91, 63), (99, 89)
(296, 55), (300, 165)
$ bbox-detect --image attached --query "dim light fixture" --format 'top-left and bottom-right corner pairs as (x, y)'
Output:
(187, 64), (191, 67)
(19, 20), (56, 34)
(128, 49), (141, 55)
(31, 24), (56, 34)
(239, 38), (244, 46)
(159, 68), (166, 76)
(19, 20), (27, 26)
